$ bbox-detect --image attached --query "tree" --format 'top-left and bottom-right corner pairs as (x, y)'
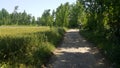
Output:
(80, 0), (120, 40)
(11, 6), (19, 25)
(55, 2), (70, 27)
(69, 1), (85, 28)
(31, 16), (36, 25)
(40, 9), (53, 26)
(0, 8), (10, 25)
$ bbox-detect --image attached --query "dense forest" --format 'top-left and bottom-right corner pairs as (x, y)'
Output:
(0, 0), (120, 67)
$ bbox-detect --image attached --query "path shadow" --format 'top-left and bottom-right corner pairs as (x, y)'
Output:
(47, 30), (112, 68)
(61, 31), (92, 48)
(54, 52), (108, 68)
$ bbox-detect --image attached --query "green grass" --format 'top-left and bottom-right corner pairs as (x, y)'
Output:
(0, 26), (50, 36)
(80, 30), (120, 68)
(0, 26), (65, 68)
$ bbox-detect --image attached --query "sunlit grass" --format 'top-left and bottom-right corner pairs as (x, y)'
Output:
(0, 26), (50, 36)
(0, 26), (65, 68)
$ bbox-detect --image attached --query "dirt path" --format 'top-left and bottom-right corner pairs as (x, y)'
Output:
(47, 29), (112, 68)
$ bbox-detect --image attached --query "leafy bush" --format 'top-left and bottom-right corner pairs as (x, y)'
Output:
(45, 27), (65, 46)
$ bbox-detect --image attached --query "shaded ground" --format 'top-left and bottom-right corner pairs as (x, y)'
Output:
(47, 29), (113, 68)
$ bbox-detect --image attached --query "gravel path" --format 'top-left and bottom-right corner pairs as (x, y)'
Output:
(47, 29), (112, 68)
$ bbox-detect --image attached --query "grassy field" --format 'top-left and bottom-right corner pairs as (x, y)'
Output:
(0, 26), (65, 68)
(0, 26), (50, 36)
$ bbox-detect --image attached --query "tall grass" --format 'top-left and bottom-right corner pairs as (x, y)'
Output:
(0, 26), (65, 68)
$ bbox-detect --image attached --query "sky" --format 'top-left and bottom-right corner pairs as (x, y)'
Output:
(0, 0), (76, 18)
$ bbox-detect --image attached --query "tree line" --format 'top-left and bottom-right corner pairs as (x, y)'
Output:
(0, 6), (36, 25)
(0, 0), (119, 40)
(0, 1), (85, 28)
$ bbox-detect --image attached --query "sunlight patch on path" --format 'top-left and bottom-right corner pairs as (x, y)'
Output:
(54, 47), (91, 55)
(67, 29), (79, 32)
(47, 29), (112, 68)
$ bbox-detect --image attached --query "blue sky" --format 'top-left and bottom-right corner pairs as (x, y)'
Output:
(0, 0), (76, 18)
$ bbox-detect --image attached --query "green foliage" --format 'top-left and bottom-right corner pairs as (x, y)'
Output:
(1, 0), (119, 67)
(0, 8), (10, 25)
(69, 1), (86, 28)
(38, 9), (54, 27)
(80, 30), (120, 67)
(0, 2), (86, 28)
(0, 27), (65, 68)
(79, 0), (120, 67)
(54, 1), (86, 28)
(0, 7), (37, 26)
(80, 0), (120, 39)
(55, 2), (70, 27)
(45, 27), (65, 46)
